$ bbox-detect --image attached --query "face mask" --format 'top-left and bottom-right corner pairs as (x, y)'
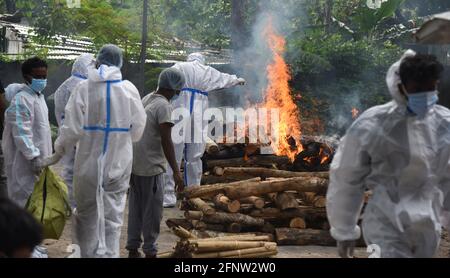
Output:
(407, 90), (439, 118)
(29, 78), (47, 93)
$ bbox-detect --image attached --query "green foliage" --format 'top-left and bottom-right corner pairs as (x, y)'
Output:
(352, 0), (405, 37)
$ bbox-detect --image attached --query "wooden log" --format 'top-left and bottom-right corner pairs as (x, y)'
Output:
(249, 207), (326, 220)
(192, 245), (278, 259)
(217, 167), (329, 179)
(194, 241), (276, 253)
(206, 141), (220, 155)
(206, 155), (291, 170)
(191, 220), (208, 231)
(301, 192), (327, 208)
(202, 175), (247, 185)
(227, 223), (242, 233)
(275, 228), (366, 247)
(275, 228), (336, 246)
(224, 177), (329, 200)
(184, 178), (261, 199)
(289, 218), (307, 229)
(239, 204), (256, 214)
(228, 250), (278, 258)
(166, 219), (193, 231)
(213, 194), (241, 213)
(200, 231), (275, 242)
(274, 192), (299, 211)
(240, 196), (265, 209)
(172, 226), (197, 239)
(157, 251), (175, 258)
(184, 211), (264, 227)
(189, 198), (216, 216)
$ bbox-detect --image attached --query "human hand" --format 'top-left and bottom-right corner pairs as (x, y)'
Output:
(237, 78), (246, 86)
(174, 171), (185, 193)
(31, 157), (44, 175)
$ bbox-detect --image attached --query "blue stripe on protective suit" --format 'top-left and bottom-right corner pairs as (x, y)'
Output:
(72, 73), (88, 80)
(182, 88), (208, 115)
(14, 93), (40, 157)
(83, 80), (129, 154)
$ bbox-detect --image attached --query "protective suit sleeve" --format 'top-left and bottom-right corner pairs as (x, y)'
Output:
(5, 93), (40, 160)
(54, 83), (70, 127)
(127, 82), (147, 142)
(327, 123), (371, 242)
(55, 83), (86, 152)
(439, 160), (450, 230)
(203, 66), (240, 92)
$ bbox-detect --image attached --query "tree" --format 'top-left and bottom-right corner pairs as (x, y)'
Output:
(139, 0), (149, 95)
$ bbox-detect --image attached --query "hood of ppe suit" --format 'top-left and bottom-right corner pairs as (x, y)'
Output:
(187, 53), (206, 65)
(96, 44), (123, 69)
(89, 64), (122, 83)
(386, 49), (416, 106)
(5, 83), (27, 102)
(72, 54), (95, 78)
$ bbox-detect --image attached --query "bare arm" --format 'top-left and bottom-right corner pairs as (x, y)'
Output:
(160, 122), (185, 191)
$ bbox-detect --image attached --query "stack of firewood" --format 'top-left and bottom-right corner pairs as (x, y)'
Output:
(158, 226), (278, 258)
(167, 167), (363, 248)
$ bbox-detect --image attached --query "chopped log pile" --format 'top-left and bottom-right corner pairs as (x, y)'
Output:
(159, 225), (278, 258)
(166, 137), (369, 257)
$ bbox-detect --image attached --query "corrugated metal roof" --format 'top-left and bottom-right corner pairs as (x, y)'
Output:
(0, 18), (232, 64)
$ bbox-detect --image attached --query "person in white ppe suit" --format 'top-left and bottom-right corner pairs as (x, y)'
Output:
(53, 44), (147, 258)
(2, 57), (52, 208)
(163, 53), (246, 207)
(54, 53), (95, 207)
(327, 51), (450, 258)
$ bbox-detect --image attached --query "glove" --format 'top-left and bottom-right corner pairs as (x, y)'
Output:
(31, 157), (44, 175)
(237, 78), (246, 86)
(41, 153), (63, 168)
(337, 241), (356, 258)
(54, 142), (67, 156)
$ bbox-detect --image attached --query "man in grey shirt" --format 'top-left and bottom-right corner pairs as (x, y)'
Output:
(127, 68), (186, 258)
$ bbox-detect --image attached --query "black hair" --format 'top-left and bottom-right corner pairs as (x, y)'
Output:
(400, 54), (444, 85)
(21, 57), (48, 78)
(0, 198), (43, 257)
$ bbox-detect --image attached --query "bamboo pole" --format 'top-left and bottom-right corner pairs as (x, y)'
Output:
(194, 241), (277, 253)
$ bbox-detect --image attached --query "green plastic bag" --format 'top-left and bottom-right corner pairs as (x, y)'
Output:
(26, 167), (72, 240)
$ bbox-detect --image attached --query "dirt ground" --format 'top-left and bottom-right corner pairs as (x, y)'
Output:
(43, 201), (450, 259)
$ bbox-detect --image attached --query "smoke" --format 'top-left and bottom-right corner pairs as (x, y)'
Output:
(230, 0), (305, 107)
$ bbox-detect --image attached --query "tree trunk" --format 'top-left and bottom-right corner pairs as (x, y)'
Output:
(224, 177), (329, 199)
(138, 0), (149, 95)
(5, 0), (16, 14)
(231, 0), (246, 54)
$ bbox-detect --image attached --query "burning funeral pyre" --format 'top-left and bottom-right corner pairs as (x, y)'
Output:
(163, 18), (367, 259)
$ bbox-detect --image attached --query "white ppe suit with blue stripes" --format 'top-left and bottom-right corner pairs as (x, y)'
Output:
(2, 85), (52, 207)
(54, 65), (146, 258)
(164, 55), (242, 207)
(54, 54), (94, 207)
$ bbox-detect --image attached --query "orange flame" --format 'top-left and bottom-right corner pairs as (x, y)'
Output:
(262, 19), (303, 162)
(352, 108), (360, 119)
